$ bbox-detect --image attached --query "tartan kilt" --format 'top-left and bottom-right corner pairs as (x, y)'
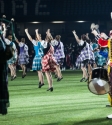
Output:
(7, 55), (17, 65)
(42, 54), (57, 72)
(0, 62), (9, 115)
(32, 55), (42, 71)
(57, 58), (64, 66)
(18, 52), (29, 65)
(76, 46), (95, 68)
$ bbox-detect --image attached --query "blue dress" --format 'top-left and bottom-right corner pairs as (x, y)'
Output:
(32, 41), (43, 71)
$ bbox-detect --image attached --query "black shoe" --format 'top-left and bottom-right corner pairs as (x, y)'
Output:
(106, 105), (112, 107)
(11, 76), (13, 81)
(38, 82), (41, 88)
(57, 77), (63, 82)
(80, 78), (85, 82)
(47, 87), (53, 92)
(13, 76), (17, 80)
(38, 82), (45, 88)
(22, 74), (26, 78)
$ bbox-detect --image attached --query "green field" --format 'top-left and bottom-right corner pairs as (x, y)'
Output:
(0, 70), (112, 125)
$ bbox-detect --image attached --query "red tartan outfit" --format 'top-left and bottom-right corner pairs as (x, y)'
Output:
(42, 46), (58, 72)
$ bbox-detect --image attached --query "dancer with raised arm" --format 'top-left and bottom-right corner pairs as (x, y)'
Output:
(25, 28), (44, 88)
(51, 35), (64, 81)
(13, 34), (29, 78)
(72, 30), (95, 82)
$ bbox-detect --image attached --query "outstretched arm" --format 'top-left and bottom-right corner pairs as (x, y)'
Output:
(13, 33), (20, 44)
(25, 28), (33, 42)
(72, 30), (80, 44)
(35, 29), (40, 41)
(46, 29), (53, 40)
(2, 23), (7, 38)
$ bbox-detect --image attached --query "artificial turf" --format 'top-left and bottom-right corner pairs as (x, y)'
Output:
(0, 70), (112, 125)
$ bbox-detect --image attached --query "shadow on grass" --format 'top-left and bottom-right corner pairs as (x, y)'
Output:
(42, 118), (111, 125)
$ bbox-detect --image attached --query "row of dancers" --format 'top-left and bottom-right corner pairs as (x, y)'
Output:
(2, 23), (65, 92)
(1, 20), (112, 117)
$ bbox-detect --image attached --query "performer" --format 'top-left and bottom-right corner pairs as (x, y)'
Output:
(0, 25), (11, 115)
(14, 34), (29, 78)
(72, 31), (95, 82)
(41, 29), (62, 91)
(6, 35), (17, 80)
(51, 35), (64, 81)
(25, 28), (44, 88)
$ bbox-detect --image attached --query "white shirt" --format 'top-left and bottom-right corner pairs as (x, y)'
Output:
(32, 39), (39, 46)
(41, 40), (47, 48)
(79, 40), (84, 46)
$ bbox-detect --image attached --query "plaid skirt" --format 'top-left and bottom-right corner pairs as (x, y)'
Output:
(32, 55), (42, 71)
(7, 56), (17, 65)
(18, 53), (29, 65)
(42, 54), (58, 72)
(0, 62), (9, 115)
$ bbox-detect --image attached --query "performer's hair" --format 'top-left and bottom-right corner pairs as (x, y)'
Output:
(55, 35), (61, 41)
(21, 38), (25, 43)
(35, 34), (41, 41)
(81, 34), (87, 41)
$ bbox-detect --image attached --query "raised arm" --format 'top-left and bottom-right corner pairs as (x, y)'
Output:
(46, 29), (53, 40)
(25, 28), (33, 42)
(13, 33), (20, 44)
(72, 30), (81, 43)
(35, 29), (41, 41)
(2, 23), (7, 38)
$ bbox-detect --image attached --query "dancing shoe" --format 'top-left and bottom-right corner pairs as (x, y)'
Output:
(57, 77), (63, 82)
(47, 87), (53, 92)
(11, 76), (14, 81)
(13, 76), (17, 80)
(38, 82), (45, 88)
(80, 78), (85, 82)
(106, 105), (112, 107)
(22, 74), (26, 78)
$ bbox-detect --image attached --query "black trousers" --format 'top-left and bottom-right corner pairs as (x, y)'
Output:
(0, 62), (9, 115)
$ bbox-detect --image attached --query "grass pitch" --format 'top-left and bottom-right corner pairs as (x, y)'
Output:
(0, 70), (112, 125)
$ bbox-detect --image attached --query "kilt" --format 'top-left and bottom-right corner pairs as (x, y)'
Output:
(7, 55), (17, 65)
(76, 45), (95, 67)
(18, 52), (29, 65)
(57, 58), (64, 66)
(32, 55), (42, 71)
(0, 62), (9, 115)
(42, 46), (58, 72)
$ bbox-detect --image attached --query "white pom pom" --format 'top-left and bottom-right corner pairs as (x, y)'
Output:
(90, 23), (95, 30)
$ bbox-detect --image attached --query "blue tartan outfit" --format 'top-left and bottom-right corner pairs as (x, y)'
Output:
(32, 41), (43, 71)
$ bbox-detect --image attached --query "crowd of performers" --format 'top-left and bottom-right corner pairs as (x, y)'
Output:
(1, 21), (112, 118)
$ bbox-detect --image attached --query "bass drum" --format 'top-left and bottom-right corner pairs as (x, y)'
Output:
(88, 67), (110, 95)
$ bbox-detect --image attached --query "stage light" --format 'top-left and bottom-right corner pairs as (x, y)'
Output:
(51, 21), (65, 23)
(31, 22), (41, 23)
(76, 21), (86, 23)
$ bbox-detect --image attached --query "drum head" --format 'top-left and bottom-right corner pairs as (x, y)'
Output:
(88, 78), (110, 95)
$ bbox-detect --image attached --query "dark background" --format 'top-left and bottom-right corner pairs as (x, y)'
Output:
(1, 0), (112, 45)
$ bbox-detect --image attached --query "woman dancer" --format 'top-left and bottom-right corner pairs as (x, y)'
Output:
(25, 29), (44, 88)
(72, 30), (95, 81)
(41, 29), (62, 91)
(51, 35), (64, 80)
(6, 34), (17, 81)
(14, 35), (29, 78)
